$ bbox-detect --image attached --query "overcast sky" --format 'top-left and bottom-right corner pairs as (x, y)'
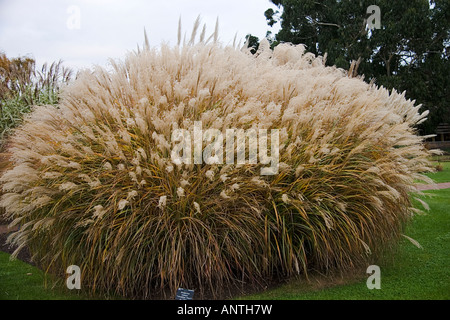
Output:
(0, 0), (281, 71)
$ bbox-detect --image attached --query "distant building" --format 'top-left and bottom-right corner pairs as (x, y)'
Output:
(425, 123), (450, 149)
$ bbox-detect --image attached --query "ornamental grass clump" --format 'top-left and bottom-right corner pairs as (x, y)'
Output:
(0, 24), (434, 298)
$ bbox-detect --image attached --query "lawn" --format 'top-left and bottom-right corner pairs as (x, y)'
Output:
(1, 166), (449, 300)
(426, 161), (450, 184)
(0, 251), (82, 300)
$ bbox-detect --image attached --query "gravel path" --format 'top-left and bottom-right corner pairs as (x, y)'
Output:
(416, 182), (450, 191)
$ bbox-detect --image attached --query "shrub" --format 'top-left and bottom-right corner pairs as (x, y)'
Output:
(0, 29), (433, 298)
(0, 56), (72, 145)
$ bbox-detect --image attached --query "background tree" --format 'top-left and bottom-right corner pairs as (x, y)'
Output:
(245, 34), (261, 54)
(262, 0), (449, 135)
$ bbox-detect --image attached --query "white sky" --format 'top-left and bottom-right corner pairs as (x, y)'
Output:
(0, 0), (280, 71)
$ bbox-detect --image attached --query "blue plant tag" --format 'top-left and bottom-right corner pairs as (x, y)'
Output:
(175, 288), (195, 300)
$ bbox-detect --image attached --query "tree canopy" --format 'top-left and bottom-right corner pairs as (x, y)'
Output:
(257, 0), (449, 135)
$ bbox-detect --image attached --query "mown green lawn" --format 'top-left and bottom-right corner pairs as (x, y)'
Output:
(0, 252), (82, 300)
(426, 161), (450, 184)
(1, 165), (449, 300)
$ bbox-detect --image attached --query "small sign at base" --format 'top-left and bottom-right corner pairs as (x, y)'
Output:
(175, 288), (194, 300)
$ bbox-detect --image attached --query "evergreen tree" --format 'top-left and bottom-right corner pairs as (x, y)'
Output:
(262, 0), (449, 134)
